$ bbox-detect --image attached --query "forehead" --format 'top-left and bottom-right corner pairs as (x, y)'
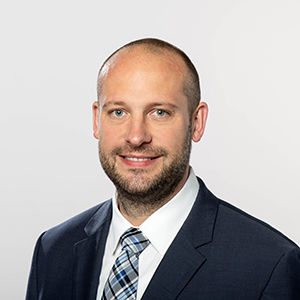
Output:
(98, 47), (188, 103)
(104, 46), (187, 77)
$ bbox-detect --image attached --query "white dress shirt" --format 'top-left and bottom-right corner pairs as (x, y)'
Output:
(96, 168), (199, 300)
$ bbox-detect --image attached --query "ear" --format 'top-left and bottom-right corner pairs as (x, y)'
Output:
(192, 102), (208, 142)
(92, 101), (100, 139)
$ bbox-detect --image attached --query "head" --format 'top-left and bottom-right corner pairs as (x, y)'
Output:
(93, 38), (208, 214)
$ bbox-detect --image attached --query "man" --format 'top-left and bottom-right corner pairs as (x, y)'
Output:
(26, 38), (300, 300)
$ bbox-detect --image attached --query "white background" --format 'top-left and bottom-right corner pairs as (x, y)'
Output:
(1, 0), (299, 298)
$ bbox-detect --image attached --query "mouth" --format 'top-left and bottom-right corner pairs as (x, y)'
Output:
(118, 154), (161, 167)
(120, 155), (158, 161)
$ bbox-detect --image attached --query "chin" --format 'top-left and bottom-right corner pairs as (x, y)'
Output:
(122, 173), (153, 187)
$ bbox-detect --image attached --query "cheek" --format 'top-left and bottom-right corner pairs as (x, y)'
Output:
(153, 126), (186, 150)
(100, 115), (126, 137)
(99, 124), (121, 149)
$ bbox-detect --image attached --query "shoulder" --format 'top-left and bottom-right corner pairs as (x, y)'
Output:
(219, 200), (298, 247)
(190, 178), (300, 297)
(196, 177), (299, 253)
(215, 201), (300, 297)
(196, 177), (299, 259)
(217, 199), (299, 251)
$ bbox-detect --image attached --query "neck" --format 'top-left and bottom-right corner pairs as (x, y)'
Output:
(117, 167), (190, 226)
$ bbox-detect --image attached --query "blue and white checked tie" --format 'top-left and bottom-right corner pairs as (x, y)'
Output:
(101, 227), (150, 300)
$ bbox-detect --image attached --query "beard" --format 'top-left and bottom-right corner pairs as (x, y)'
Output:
(98, 125), (192, 213)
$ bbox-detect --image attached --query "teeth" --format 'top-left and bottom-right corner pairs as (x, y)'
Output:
(124, 157), (152, 161)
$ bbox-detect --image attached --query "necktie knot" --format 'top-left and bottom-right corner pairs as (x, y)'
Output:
(120, 227), (150, 256)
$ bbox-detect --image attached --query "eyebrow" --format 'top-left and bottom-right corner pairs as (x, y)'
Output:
(102, 101), (127, 110)
(145, 102), (179, 110)
(102, 101), (179, 110)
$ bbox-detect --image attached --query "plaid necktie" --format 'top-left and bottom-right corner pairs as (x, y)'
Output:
(101, 227), (150, 300)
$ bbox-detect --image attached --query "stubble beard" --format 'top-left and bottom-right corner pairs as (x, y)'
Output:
(98, 126), (192, 215)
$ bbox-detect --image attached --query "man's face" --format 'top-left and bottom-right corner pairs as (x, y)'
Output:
(93, 49), (204, 202)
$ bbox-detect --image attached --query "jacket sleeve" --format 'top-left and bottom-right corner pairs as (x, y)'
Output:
(25, 233), (45, 300)
(260, 247), (300, 299)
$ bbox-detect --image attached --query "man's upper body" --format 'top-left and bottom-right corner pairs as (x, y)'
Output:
(26, 38), (300, 299)
(26, 172), (300, 300)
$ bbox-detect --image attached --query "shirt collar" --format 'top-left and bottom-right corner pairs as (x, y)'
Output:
(110, 167), (199, 255)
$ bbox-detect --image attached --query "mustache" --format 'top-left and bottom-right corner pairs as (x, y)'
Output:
(111, 145), (168, 157)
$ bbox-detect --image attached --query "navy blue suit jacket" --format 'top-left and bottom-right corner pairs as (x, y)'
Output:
(26, 178), (300, 299)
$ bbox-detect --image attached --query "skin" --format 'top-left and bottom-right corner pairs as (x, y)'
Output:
(93, 47), (208, 226)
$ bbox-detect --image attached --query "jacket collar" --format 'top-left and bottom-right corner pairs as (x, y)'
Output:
(84, 200), (112, 236)
(72, 200), (112, 300)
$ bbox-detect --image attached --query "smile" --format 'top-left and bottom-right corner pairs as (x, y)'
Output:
(119, 154), (160, 167)
(123, 157), (154, 161)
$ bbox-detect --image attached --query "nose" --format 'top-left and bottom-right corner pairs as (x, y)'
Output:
(125, 116), (152, 147)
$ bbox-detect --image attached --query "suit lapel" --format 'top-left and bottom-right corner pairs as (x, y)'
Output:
(141, 231), (207, 299)
(142, 178), (219, 300)
(72, 200), (112, 300)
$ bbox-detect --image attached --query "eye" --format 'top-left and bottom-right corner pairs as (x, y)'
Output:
(153, 109), (168, 118)
(111, 109), (125, 118)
